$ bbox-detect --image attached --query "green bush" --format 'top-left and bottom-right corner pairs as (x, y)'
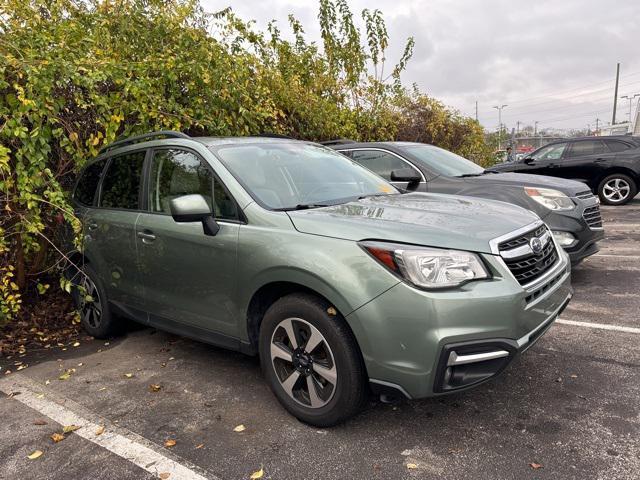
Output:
(0, 0), (489, 324)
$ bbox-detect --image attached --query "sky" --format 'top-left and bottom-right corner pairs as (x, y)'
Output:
(201, 0), (640, 132)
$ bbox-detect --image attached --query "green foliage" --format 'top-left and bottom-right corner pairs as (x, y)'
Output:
(0, 0), (489, 324)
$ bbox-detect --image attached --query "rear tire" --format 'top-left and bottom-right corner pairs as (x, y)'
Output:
(70, 264), (121, 338)
(597, 173), (637, 205)
(259, 293), (367, 427)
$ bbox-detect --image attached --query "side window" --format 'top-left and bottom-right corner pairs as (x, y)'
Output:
(605, 140), (631, 153)
(74, 159), (106, 206)
(99, 151), (145, 210)
(565, 140), (606, 158)
(532, 143), (568, 161)
(349, 150), (420, 181)
(149, 149), (239, 221)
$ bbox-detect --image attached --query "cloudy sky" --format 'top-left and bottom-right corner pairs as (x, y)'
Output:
(202, 0), (640, 132)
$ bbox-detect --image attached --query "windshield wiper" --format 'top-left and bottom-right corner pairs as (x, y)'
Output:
(457, 173), (484, 178)
(275, 203), (332, 211)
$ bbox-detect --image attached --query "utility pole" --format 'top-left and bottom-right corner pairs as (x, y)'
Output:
(612, 63), (620, 124)
(475, 101), (478, 122)
(621, 93), (640, 124)
(595, 118), (601, 135)
(516, 121), (521, 135)
(587, 124), (591, 136)
(493, 104), (508, 149)
(534, 121), (539, 136)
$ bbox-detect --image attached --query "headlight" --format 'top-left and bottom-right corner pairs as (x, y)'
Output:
(524, 187), (575, 210)
(360, 241), (489, 289)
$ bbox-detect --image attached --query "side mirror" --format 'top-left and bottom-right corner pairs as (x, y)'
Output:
(390, 168), (421, 183)
(169, 194), (219, 236)
(523, 157), (535, 165)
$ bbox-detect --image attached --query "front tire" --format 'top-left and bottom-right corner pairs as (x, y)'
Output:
(70, 264), (121, 338)
(259, 293), (367, 427)
(598, 173), (637, 205)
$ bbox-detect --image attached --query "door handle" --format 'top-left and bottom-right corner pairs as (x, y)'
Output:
(87, 222), (98, 231)
(137, 231), (156, 243)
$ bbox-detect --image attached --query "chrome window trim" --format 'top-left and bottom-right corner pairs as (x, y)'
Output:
(336, 147), (427, 183)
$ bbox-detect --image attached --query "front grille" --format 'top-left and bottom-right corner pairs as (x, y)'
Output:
(583, 205), (603, 229)
(576, 190), (595, 200)
(499, 225), (559, 286)
(498, 225), (546, 250)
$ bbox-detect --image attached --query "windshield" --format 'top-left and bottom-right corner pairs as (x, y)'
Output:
(214, 143), (398, 210)
(399, 144), (485, 177)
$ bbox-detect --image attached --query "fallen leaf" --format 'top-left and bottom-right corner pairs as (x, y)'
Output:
(63, 425), (81, 434)
(99, 387), (107, 391)
(233, 424), (246, 432)
(407, 463), (418, 469)
(249, 468), (264, 479)
(164, 439), (176, 448)
(73, 342), (80, 347)
(58, 369), (73, 380)
(124, 373), (134, 378)
(195, 444), (204, 449)
(149, 384), (162, 392)
(327, 307), (337, 316)
(159, 473), (171, 480)
(51, 433), (65, 443)
(95, 425), (105, 436)
(570, 374), (578, 379)
(33, 420), (47, 426)
(45, 380), (50, 385)
(530, 463), (543, 470)
(27, 450), (43, 460)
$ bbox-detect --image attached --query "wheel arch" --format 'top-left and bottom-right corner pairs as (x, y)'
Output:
(595, 167), (639, 188)
(244, 280), (366, 368)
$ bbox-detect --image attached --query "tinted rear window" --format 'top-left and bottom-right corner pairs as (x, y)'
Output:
(566, 140), (605, 157)
(100, 151), (146, 210)
(605, 140), (631, 152)
(74, 159), (106, 206)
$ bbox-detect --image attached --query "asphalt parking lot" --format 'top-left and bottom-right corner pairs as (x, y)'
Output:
(1, 199), (639, 480)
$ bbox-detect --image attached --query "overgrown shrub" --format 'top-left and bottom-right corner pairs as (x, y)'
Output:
(0, 0), (488, 325)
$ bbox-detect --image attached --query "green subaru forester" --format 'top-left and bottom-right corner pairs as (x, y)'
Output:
(68, 132), (573, 426)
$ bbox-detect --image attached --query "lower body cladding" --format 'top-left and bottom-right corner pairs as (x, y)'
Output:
(346, 251), (573, 400)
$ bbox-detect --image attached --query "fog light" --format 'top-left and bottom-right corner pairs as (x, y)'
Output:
(552, 230), (577, 247)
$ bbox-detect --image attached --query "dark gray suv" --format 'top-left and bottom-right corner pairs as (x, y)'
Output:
(327, 141), (604, 264)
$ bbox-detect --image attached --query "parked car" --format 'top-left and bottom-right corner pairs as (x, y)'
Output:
(489, 136), (640, 205)
(68, 132), (572, 426)
(326, 141), (604, 264)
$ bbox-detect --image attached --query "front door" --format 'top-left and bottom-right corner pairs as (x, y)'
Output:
(136, 148), (242, 341)
(521, 142), (569, 176)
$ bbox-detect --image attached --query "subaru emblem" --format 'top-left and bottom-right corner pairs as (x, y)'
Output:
(529, 237), (543, 255)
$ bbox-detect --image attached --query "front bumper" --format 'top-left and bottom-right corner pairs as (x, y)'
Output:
(542, 199), (604, 265)
(346, 247), (573, 399)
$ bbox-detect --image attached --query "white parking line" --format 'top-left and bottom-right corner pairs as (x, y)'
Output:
(0, 375), (216, 480)
(557, 319), (640, 334)
(592, 254), (640, 259)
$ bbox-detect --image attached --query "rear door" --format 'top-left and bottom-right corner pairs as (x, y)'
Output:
(82, 150), (147, 314)
(135, 147), (242, 342)
(559, 139), (611, 182)
(343, 149), (426, 191)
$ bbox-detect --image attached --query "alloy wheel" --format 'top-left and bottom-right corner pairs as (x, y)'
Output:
(602, 178), (631, 203)
(79, 274), (102, 329)
(270, 317), (337, 408)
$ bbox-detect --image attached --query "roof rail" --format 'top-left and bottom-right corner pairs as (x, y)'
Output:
(99, 130), (190, 154)
(319, 139), (356, 146)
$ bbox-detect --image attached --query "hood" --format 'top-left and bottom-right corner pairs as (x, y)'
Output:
(468, 172), (589, 195)
(287, 193), (539, 254)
